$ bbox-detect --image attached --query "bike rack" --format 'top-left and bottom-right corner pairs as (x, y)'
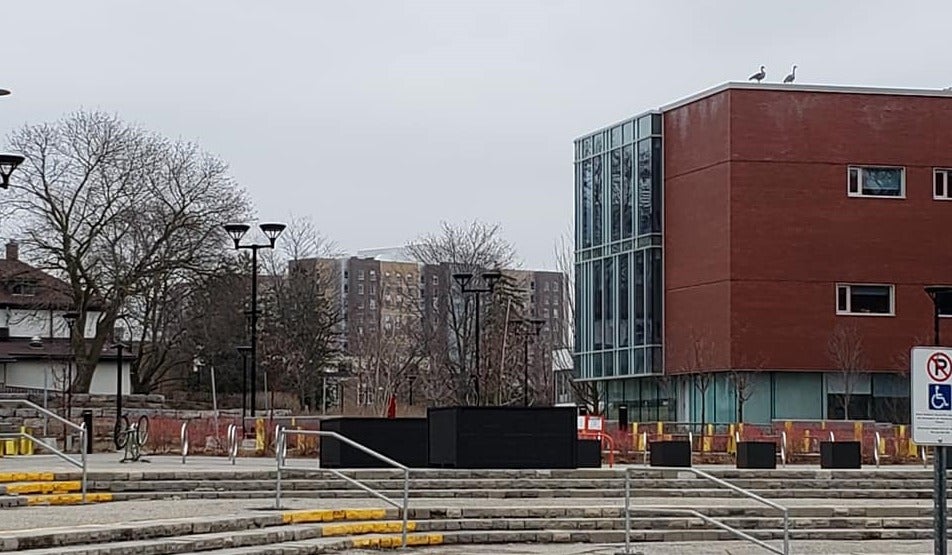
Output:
(180, 421), (190, 465)
(226, 423), (239, 464)
(873, 431), (881, 468)
(0, 399), (88, 503)
(780, 431), (787, 467)
(622, 466), (789, 555)
(275, 426), (410, 548)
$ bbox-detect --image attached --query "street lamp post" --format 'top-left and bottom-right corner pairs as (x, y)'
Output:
(453, 270), (503, 406)
(236, 345), (251, 428)
(62, 311), (79, 448)
(925, 286), (952, 555)
(515, 318), (545, 407)
(223, 222), (285, 420)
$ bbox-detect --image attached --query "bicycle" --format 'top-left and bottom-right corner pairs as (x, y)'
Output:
(116, 414), (150, 462)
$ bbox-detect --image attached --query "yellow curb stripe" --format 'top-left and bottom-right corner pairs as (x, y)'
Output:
(350, 533), (443, 549)
(0, 472), (55, 483)
(25, 493), (113, 506)
(6, 481), (82, 495)
(321, 521), (416, 537)
(282, 508), (388, 524)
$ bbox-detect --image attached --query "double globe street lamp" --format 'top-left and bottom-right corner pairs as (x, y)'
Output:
(223, 222), (286, 421)
(452, 270), (502, 406)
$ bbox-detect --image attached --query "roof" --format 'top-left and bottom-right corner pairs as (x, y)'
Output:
(0, 337), (135, 362)
(0, 259), (75, 310)
(661, 81), (952, 113)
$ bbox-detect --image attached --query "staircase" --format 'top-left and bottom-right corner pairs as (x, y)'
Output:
(0, 467), (943, 552)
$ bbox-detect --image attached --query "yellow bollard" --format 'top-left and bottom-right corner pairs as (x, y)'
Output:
(3, 439), (17, 456)
(19, 427), (33, 456)
(703, 423), (713, 452)
(656, 421), (663, 438)
(255, 418), (265, 453)
(803, 430), (811, 453)
(727, 424), (736, 455)
(853, 421), (863, 442)
(631, 422), (638, 442)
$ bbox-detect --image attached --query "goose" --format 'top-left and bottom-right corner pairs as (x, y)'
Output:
(748, 66), (766, 83)
(784, 65), (797, 84)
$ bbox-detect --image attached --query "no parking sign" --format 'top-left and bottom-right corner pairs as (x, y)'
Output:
(911, 347), (952, 444)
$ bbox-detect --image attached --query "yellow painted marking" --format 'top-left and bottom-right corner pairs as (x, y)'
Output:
(351, 534), (443, 549)
(25, 493), (112, 506)
(322, 521), (416, 536)
(282, 508), (387, 524)
(6, 481), (81, 495)
(0, 472), (54, 483)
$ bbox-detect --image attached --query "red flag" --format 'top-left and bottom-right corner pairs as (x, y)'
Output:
(386, 395), (397, 419)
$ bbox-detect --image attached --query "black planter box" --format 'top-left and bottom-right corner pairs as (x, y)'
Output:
(427, 407), (577, 469)
(736, 441), (777, 469)
(819, 441), (861, 469)
(319, 417), (427, 468)
(649, 440), (692, 467)
(577, 439), (601, 468)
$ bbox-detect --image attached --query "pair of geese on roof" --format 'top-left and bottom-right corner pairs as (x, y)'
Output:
(749, 65), (797, 83)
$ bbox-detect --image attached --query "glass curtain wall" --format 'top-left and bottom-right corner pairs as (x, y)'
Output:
(574, 112), (663, 383)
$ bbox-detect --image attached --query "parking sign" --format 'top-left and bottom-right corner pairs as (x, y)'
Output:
(912, 347), (952, 445)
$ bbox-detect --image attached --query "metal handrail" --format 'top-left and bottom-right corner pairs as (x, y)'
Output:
(275, 427), (410, 548)
(780, 431), (787, 467)
(180, 421), (190, 465)
(829, 431), (835, 442)
(922, 446), (928, 468)
(0, 399), (86, 503)
(623, 467), (788, 555)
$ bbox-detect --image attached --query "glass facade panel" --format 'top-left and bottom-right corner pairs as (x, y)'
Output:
(604, 257), (614, 350)
(593, 259), (603, 350)
(622, 145), (634, 239)
(610, 149), (622, 242)
(610, 126), (622, 147)
(634, 249), (645, 345)
(593, 155), (603, 246)
(593, 133), (603, 153)
(650, 138), (662, 233)
(618, 253), (629, 347)
(647, 248), (663, 344)
(581, 160), (592, 248)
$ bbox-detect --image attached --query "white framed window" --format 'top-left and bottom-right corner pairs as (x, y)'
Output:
(935, 169), (952, 200)
(369, 298), (376, 310)
(370, 270), (377, 281)
(836, 284), (894, 316)
(357, 270), (365, 281)
(357, 284), (364, 295)
(848, 166), (905, 198)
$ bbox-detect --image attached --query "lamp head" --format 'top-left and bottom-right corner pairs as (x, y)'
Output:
(29, 336), (43, 349)
(223, 223), (250, 248)
(0, 153), (25, 189)
(259, 222), (286, 247)
(481, 270), (503, 291)
(452, 272), (473, 290)
(0, 89), (10, 96)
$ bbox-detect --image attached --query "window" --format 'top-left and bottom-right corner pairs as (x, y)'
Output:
(357, 284), (364, 295)
(369, 298), (377, 310)
(357, 270), (365, 281)
(836, 284), (894, 315)
(357, 301), (364, 310)
(432, 275), (439, 285)
(848, 166), (905, 198)
(370, 270), (377, 281)
(935, 169), (952, 200)
(9, 280), (37, 296)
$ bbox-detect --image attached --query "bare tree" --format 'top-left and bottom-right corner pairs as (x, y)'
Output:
(683, 330), (714, 436)
(729, 371), (756, 423)
(259, 216), (343, 412)
(406, 220), (521, 405)
(7, 111), (250, 392)
(827, 322), (868, 420)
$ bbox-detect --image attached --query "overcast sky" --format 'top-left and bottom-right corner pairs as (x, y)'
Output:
(1, 1), (948, 269)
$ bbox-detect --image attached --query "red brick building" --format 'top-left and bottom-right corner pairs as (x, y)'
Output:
(575, 83), (952, 423)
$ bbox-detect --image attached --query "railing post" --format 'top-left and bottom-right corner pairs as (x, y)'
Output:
(402, 468), (410, 547)
(80, 425), (87, 504)
(275, 427), (283, 510)
(624, 468), (631, 554)
(783, 508), (789, 554)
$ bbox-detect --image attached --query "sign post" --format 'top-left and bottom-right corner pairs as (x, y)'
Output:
(911, 347), (952, 555)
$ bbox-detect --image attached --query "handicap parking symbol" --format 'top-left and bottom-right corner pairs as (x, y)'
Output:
(930, 384), (952, 411)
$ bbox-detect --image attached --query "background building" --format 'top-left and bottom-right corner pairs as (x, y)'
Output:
(0, 241), (132, 395)
(574, 83), (952, 424)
